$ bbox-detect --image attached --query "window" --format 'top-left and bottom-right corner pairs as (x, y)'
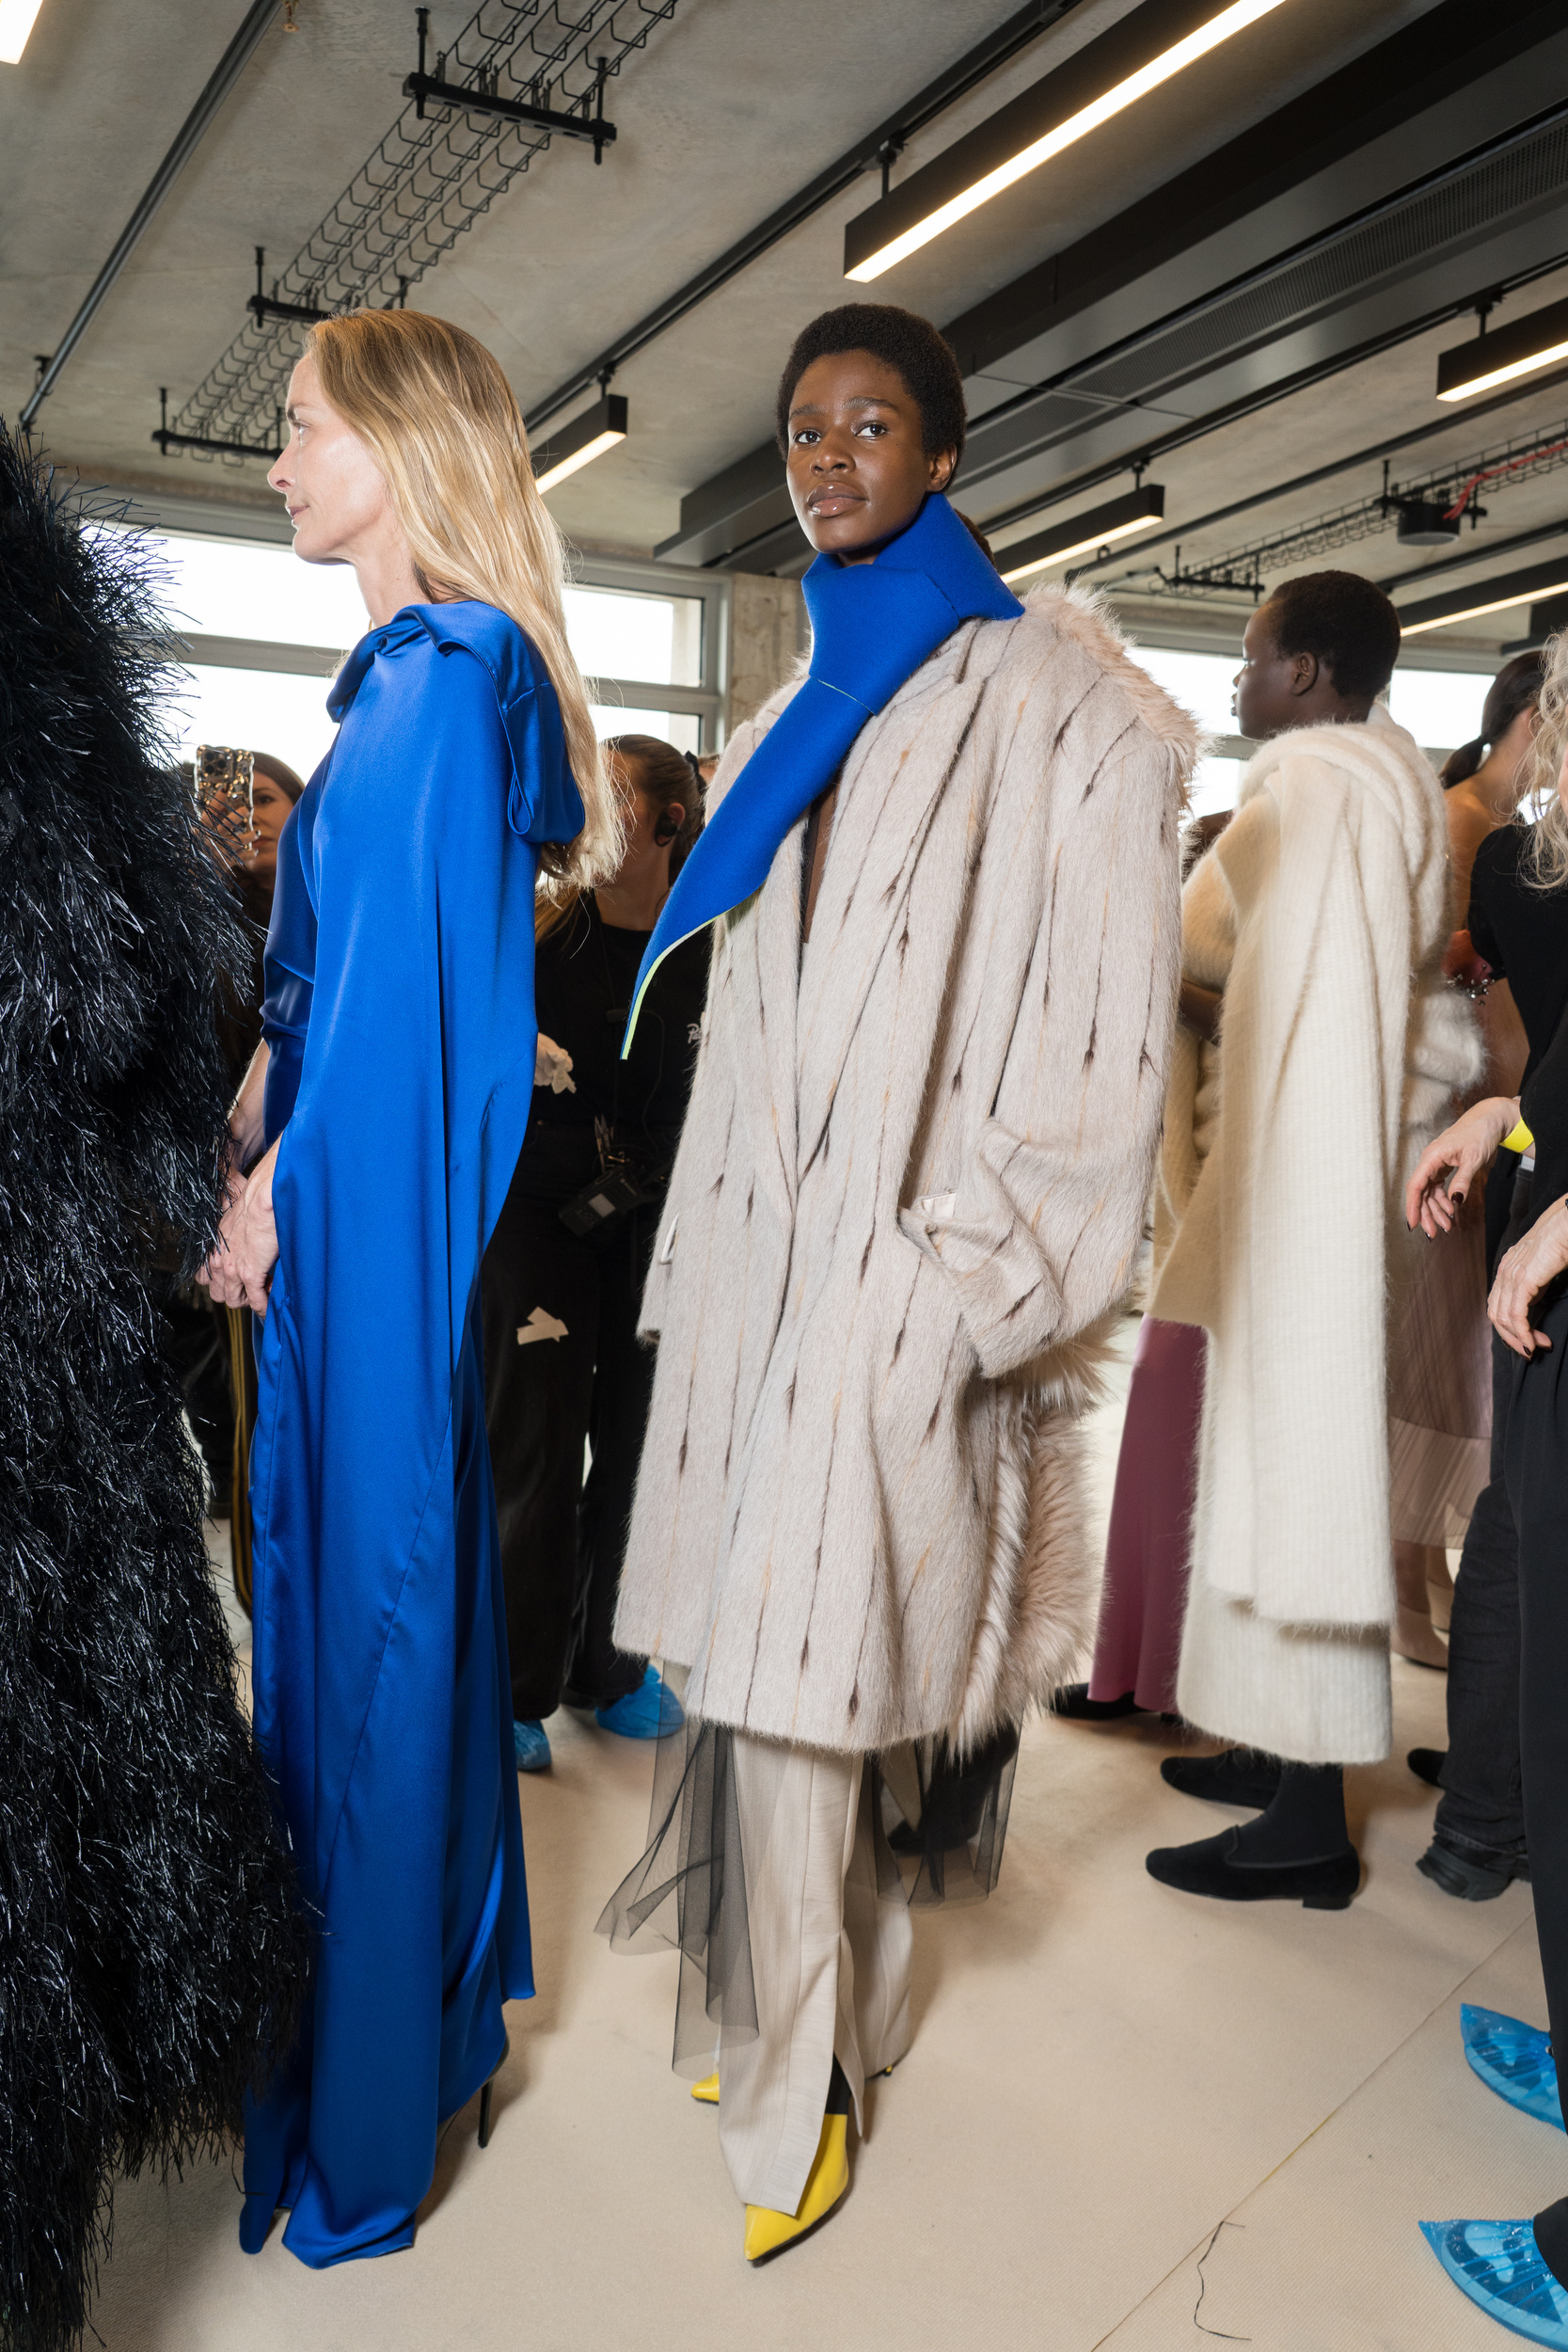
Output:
(1122, 639), (1500, 818)
(1125, 645), (1246, 819)
(103, 524), (730, 784)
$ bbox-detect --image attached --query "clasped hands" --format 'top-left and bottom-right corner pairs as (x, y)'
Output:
(197, 1140), (281, 1316)
(1405, 1097), (1568, 1359)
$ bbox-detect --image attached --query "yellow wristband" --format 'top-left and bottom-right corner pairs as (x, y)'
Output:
(1502, 1119), (1534, 1154)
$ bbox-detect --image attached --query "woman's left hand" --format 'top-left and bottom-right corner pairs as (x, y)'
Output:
(1488, 1196), (1568, 1358)
(197, 1142), (280, 1315)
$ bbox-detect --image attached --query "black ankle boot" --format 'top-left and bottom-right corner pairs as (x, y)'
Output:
(1161, 1747), (1282, 1809)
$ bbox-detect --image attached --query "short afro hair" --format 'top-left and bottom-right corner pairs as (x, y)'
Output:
(1263, 570), (1402, 703)
(775, 304), (967, 470)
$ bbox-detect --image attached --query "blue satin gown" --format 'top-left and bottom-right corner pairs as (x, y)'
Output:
(241, 601), (583, 2265)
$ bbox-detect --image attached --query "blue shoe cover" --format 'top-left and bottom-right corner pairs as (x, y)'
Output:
(1422, 2220), (1568, 2345)
(513, 1718), (551, 1773)
(1464, 2005), (1564, 2131)
(594, 1665), (686, 1740)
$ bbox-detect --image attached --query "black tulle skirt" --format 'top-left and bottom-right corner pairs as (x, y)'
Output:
(597, 1678), (1018, 2072)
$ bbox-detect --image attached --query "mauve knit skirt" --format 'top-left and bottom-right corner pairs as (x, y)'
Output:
(1087, 1316), (1206, 1713)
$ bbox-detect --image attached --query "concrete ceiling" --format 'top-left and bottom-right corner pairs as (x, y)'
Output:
(6, 0), (1567, 659)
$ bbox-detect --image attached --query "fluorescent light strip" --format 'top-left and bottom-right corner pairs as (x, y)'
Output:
(847, 0), (1290, 282)
(1401, 578), (1568, 636)
(1439, 338), (1568, 404)
(1001, 509), (1164, 583)
(0, 0), (46, 62)
(534, 429), (626, 494)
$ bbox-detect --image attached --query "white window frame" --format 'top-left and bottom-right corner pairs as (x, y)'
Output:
(107, 494), (733, 750)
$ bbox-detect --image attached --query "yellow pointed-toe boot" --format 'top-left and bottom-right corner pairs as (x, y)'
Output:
(690, 2071), (720, 2106)
(743, 2062), (854, 2265)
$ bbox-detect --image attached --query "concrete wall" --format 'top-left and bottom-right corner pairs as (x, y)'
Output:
(728, 571), (806, 732)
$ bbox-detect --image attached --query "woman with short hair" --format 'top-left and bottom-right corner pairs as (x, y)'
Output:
(602, 302), (1192, 2261)
(199, 308), (618, 2266)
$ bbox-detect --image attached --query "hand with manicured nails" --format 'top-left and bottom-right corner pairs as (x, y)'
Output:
(1405, 1095), (1521, 1239)
(1489, 1199), (1568, 1358)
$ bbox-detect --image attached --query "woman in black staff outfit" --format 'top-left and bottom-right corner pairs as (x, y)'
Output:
(483, 735), (708, 1772)
(1410, 636), (1568, 2343)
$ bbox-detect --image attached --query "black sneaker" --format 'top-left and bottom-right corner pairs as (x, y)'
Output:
(1417, 1837), (1530, 1901)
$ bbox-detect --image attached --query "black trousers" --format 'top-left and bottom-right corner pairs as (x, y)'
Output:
(1505, 1279), (1568, 2122)
(480, 1129), (658, 1722)
(1434, 1178), (1532, 1868)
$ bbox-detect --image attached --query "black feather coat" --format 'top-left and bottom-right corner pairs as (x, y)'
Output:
(0, 423), (307, 2352)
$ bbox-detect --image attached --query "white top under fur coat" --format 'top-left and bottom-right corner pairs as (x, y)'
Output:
(1150, 706), (1482, 1765)
(613, 587), (1195, 1755)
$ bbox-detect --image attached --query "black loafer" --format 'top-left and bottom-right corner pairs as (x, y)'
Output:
(1407, 1747), (1447, 1789)
(1161, 1747), (1282, 1810)
(1147, 1825), (1360, 1908)
(1418, 1838), (1530, 1901)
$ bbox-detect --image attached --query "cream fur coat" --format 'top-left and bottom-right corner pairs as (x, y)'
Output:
(613, 589), (1195, 1754)
(1150, 707), (1482, 1764)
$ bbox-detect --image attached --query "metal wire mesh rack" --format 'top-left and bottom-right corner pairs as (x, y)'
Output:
(169, 0), (679, 460)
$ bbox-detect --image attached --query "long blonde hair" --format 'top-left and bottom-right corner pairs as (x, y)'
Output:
(1524, 628), (1568, 891)
(307, 309), (620, 890)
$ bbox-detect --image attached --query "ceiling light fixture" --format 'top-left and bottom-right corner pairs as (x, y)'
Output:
(1399, 557), (1568, 637)
(844, 0), (1291, 283)
(532, 393), (629, 494)
(0, 0), (47, 62)
(999, 484), (1166, 584)
(1436, 295), (1568, 404)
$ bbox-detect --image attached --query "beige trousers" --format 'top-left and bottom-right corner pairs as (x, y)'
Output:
(717, 1733), (913, 2214)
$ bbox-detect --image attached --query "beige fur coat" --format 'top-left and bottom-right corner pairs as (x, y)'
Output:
(1150, 708), (1482, 1763)
(613, 588), (1196, 1754)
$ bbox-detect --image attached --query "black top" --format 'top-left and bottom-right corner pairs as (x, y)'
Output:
(523, 893), (708, 1167)
(1522, 1001), (1568, 1232)
(1467, 824), (1568, 1084)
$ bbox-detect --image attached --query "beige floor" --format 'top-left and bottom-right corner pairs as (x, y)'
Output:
(103, 1340), (1548, 2352)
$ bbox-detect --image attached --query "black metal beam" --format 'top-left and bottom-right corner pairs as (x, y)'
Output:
(152, 426), (283, 459)
(247, 247), (332, 326)
(1396, 551), (1568, 628)
(1374, 514), (1568, 598)
(21, 0), (282, 432)
(404, 73), (615, 151)
(520, 0), (1088, 435)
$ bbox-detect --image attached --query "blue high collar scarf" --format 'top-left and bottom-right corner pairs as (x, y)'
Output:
(624, 492), (1022, 1049)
